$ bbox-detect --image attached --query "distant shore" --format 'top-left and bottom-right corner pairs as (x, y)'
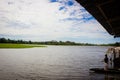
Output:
(0, 43), (46, 48)
(0, 38), (120, 47)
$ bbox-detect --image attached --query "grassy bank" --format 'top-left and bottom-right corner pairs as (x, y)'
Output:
(0, 43), (46, 48)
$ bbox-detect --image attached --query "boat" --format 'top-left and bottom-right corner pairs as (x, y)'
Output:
(90, 68), (120, 74)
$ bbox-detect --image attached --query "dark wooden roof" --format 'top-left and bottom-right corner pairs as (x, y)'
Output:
(76, 0), (120, 37)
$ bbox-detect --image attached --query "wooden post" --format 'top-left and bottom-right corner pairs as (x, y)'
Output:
(113, 49), (116, 69)
(119, 50), (120, 58)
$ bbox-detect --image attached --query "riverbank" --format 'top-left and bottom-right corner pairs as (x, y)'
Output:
(0, 43), (46, 48)
(0, 38), (120, 46)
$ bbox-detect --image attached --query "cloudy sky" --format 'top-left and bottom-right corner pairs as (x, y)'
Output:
(0, 0), (120, 44)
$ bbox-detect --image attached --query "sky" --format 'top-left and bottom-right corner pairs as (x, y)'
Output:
(0, 0), (120, 44)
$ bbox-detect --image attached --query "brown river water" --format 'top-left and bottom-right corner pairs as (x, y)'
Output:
(0, 46), (120, 80)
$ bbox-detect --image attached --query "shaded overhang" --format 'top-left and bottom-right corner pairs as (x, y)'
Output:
(76, 0), (120, 37)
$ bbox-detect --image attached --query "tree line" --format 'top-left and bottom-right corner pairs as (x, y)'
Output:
(0, 37), (120, 46)
(0, 38), (32, 44)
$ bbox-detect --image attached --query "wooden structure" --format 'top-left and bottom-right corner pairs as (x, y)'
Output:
(90, 47), (120, 73)
(107, 47), (120, 69)
(76, 0), (120, 37)
(90, 68), (120, 74)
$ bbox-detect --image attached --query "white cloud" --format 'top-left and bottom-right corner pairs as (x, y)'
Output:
(0, 0), (119, 43)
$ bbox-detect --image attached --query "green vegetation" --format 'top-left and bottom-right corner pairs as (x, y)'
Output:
(0, 43), (46, 48)
(37, 40), (96, 46)
(0, 38), (97, 46)
(0, 38), (120, 47)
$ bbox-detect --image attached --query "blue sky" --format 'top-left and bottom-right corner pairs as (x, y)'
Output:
(0, 0), (120, 44)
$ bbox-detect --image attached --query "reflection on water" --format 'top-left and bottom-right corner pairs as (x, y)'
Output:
(104, 74), (120, 80)
(90, 72), (120, 80)
(0, 46), (120, 80)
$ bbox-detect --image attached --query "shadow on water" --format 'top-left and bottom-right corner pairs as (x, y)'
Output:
(89, 72), (120, 80)
(104, 74), (120, 80)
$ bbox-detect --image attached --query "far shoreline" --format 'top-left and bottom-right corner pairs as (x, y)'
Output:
(0, 38), (119, 47)
(0, 43), (118, 49)
(0, 43), (46, 49)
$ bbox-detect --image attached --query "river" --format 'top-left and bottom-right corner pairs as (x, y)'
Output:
(0, 46), (120, 80)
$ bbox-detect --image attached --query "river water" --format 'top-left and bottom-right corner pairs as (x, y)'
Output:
(0, 46), (120, 80)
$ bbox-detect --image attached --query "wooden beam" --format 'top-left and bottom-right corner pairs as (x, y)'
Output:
(96, 5), (114, 33)
(96, 0), (113, 6)
(108, 17), (120, 22)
